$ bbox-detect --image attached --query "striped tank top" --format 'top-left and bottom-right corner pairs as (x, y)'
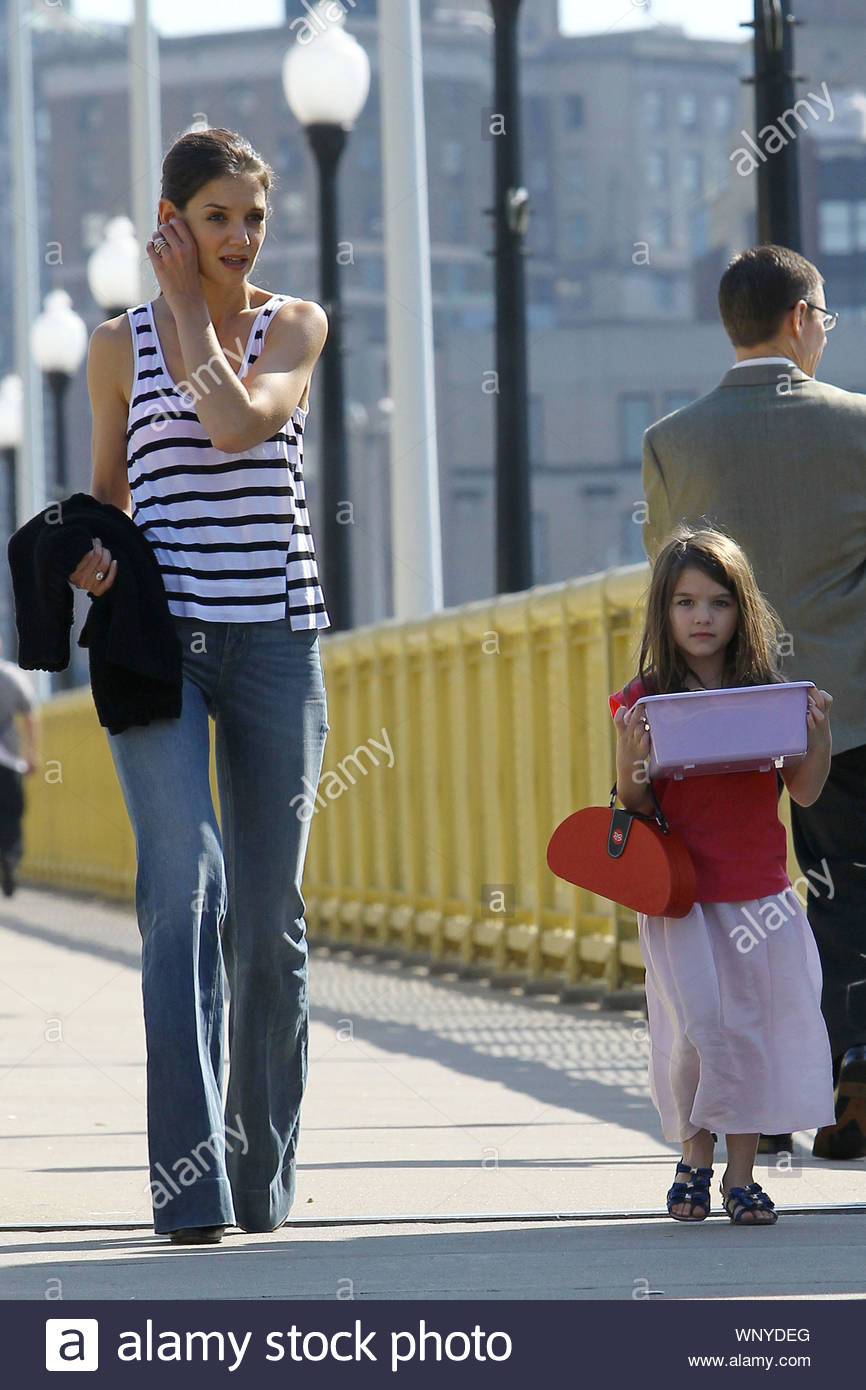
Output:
(125, 293), (330, 628)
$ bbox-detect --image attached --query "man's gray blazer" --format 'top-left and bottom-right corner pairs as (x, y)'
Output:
(642, 361), (866, 755)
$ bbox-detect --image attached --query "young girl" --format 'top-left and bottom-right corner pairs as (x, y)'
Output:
(611, 526), (835, 1224)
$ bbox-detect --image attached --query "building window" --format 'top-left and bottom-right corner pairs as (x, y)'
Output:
(566, 212), (588, 252)
(526, 94), (551, 145)
(447, 262), (467, 295)
(619, 393), (654, 464)
(621, 502), (647, 564)
(440, 139), (463, 176)
(79, 98), (102, 132)
(358, 131), (379, 173)
(531, 274), (554, 306)
(360, 255), (385, 291)
(82, 149), (104, 198)
(713, 93), (734, 130)
(565, 152), (585, 193)
(689, 205), (709, 257)
(682, 152), (702, 194)
(819, 200), (855, 253)
(648, 210), (670, 249)
(447, 197), (467, 241)
(646, 151), (667, 191)
(565, 94), (585, 128)
(228, 86), (256, 117)
(644, 89), (664, 132)
(582, 484), (620, 572)
(275, 138), (304, 177)
(663, 391), (695, 416)
(678, 92), (698, 129)
(653, 276), (675, 313)
(281, 192), (307, 229)
(81, 212), (108, 252)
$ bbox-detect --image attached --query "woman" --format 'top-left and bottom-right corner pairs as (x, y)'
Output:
(70, 128), (330, 1243)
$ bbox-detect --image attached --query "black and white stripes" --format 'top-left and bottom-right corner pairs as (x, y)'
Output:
(125, 294), (330, 629)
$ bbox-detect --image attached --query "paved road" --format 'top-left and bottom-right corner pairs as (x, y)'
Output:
(1, 886), (864, 1301)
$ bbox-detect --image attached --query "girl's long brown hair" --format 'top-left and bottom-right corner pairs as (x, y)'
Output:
(638, 525), (783, 692)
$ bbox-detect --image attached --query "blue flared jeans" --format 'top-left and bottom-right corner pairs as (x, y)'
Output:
(106, 614), (328, 1234)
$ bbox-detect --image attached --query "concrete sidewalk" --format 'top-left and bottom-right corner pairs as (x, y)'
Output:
(0, 886), (864, 1300)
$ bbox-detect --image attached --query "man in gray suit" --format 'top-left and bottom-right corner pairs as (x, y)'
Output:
(642, 244), (866, 1161)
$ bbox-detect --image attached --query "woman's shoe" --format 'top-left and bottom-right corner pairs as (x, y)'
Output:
(168, 1225), (227, 1245)
(719, 1180), (778, 1225)
(666, 1161), (713, 1221)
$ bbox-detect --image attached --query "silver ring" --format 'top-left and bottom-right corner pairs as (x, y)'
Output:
(153, 234), (167, 254)
(95, 571), (105, 582)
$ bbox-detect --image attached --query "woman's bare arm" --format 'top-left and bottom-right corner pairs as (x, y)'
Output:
(65, 317), (132, 593)
(87, 317), (132, 515)
(171, 296), (328, 454)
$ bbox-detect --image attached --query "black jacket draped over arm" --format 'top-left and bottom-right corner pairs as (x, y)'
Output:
(7, 493), (182, 734)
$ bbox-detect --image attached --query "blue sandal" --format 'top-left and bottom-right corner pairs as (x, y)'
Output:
(666, 1161), (713, 1221)
(720, 1180), (778, 1225)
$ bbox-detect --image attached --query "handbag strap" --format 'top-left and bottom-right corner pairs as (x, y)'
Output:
(608, 780), (671, 835)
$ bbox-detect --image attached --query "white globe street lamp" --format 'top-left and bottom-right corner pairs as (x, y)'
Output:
(87, 215), (142, 317)
(0, 374), (23, 452)
(282, 6), (371, 631)
(30, 289), (88, 380)
(282, 7), (370, 131)
(30, 290), (88, 689)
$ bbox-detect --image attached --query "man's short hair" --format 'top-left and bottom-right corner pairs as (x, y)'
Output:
(718, 244), (824, 347)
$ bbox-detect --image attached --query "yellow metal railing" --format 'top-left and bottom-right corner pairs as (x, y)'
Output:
(19, 561), (802, 992)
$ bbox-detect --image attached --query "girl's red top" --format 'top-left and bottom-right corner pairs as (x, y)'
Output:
(609, 674), (790, 904)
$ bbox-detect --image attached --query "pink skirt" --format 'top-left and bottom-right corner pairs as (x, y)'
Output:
(637, 892), (835, 1143)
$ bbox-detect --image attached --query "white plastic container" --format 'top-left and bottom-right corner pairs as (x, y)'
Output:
(633, 682), (813, 780)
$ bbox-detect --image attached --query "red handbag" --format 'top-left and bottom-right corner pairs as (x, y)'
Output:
(547, 783), (696, 918)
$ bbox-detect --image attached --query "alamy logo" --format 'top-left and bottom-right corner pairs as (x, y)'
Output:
(45, 1319), (99, 1371)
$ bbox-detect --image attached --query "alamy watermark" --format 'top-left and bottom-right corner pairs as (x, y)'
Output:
(290, 726), (395, 821)
(730, 82), (834, 177)
(728, 859), (834, 955)
(149, 1112), (248, 1210)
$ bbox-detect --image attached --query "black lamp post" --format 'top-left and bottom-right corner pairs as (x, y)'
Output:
(30, 290), (87, 689)
(283, 16), (371, 633)
(45, 372), (71, 496)
(488, 0), (533, 594)
(308, 122), (351, 632)
(1, 446), (16, 530)
(747, 0), (803, 249)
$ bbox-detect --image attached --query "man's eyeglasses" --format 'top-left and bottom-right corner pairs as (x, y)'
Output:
(793, 301), (839, 331)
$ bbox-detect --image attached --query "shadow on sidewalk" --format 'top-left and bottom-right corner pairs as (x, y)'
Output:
(2, 1216), (865, 1301)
